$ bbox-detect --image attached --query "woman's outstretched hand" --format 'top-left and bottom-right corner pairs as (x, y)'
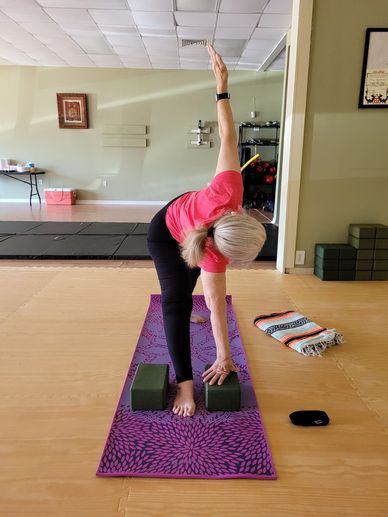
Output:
(207, 43), (228, 92)
(202, 357), (239, 386)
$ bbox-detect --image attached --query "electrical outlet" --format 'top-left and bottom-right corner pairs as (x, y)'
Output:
(102, 179), (107, 187)
(295, 250), (306, 265)
(38, 179), (43, 185)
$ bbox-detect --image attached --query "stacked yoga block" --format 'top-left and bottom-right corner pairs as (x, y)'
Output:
(130, 363), (241, 411)
(349, 224), (388, 280)
(314, 223), (388, 281)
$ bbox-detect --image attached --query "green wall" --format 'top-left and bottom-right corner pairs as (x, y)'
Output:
(0, 66), (283, 202)
(297, 0), (388, 267)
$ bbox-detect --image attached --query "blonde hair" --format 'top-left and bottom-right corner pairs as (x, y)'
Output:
(180, 211), (267, 268)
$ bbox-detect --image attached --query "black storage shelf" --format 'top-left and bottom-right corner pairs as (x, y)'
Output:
(238, 120), (280, 212)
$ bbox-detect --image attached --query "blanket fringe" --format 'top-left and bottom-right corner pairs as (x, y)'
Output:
(297, 330), (344, 356)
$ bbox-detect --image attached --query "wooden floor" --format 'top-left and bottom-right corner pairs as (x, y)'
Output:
(1, 203), (387, 516)
(0, 266), (387, 516)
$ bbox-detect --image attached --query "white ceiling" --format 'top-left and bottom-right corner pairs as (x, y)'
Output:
(0, 0), (291, 71)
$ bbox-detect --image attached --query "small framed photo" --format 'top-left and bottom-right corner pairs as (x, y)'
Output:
(56, 93), (89, 128)
(359, 28), (388, 108)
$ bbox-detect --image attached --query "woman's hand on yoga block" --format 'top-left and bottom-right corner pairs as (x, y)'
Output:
(202, 357), (239, 386)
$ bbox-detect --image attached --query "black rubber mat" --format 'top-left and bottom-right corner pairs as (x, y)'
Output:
(113, 235), (150, 259)
(0, 234), (68, 258)
(78, 222), (137, 235)
(22, 222), (92, 235)
(0, 221), (43, 234)
(42, 235), (126, 259)
(132, 223), (149, 235)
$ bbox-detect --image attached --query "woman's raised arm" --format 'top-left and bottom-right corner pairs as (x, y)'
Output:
(207, 44), (241, 177)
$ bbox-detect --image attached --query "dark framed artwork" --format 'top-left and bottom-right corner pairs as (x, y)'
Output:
(56, 93), (89, 128)
(358, 28), (388, 108)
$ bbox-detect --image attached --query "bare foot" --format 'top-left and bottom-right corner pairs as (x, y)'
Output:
(190, 314), (207, 324)
(172, 380), (196, 417)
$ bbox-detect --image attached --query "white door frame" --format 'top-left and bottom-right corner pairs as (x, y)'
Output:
(276, 0), (314, 273)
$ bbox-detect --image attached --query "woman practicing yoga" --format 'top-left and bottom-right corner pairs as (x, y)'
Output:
(147, 44), (266, 418)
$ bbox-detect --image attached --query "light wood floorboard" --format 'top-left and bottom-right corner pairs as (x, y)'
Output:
(0, 267), (387, 516)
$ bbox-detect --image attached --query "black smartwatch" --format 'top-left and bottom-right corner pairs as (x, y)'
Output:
(215, 92), (230, 101)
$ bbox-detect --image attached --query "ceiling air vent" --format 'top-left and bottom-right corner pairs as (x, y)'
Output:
(180, 39), (208, 48)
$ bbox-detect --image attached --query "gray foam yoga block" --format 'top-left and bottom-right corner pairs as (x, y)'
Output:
(375, 239), (388, 249)
(314, 255), (338, 271)
(355, 271), (372, 281)
(348, 235), (375, 250)
(374, 260), (388, 271)
(338, 270), (355, 280)
(372, 271), (388, 281)
(357, 249), (374, 260)
(375, 225), (388, 238)
(131, 363), (169, 410)
(338, 259), (356, 271)
(356, 259), (373, 271)
(349, 224), (377, 239)
(204, 364), (241, 411)
(374, 249), (388, 260)
(314, 266), (338, 281)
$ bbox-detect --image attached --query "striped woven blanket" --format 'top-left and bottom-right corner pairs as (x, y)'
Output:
(253, 310), (343, 356)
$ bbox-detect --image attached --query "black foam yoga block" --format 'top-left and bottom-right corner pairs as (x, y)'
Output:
(204, 364), (241, 411)
(289, 410), (330, 426)
(131, 363), (169, 410)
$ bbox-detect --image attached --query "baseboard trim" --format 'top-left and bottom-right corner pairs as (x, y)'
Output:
(76, 200), (166, 205)
(286, 267), (314, 275)
(0, 199), (167, 206)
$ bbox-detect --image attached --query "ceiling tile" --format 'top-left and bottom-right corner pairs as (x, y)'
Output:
(36, 0), (128, 7)
(131, 11), (175, 29)
(0, 0), (38, 6)
(1, 6), (53, 22)
(45, 40), (84, 53)
(112, 45), (148, 57)
(217, 13), (260, 29)
(138, 27), (176, 37)
(251, 27), (286, 40)
(213, 39), (246, 56)
(236, 62), (260, 70)
(143, 36), (178, 50)
(90, 54), (124, 66)
(0, 50), (38, 65)
(152, 63), (181, 69)
(127, 0), (173, 12)
(146, 46), (179, 57)
(19, 22), (68, 37)
(245, 38), (277, 51)
(43, 8), (96, 26)
(105, 34), (144, 47)
(215, 27), (253, 39)
(176, 0), (217, 11)
(28, 53), (67, 66)
(0, 57), (11, 63)
(264, 0), (293, 14)
(99, 25), (138, 35)
(219, 0), (267, 13)
(176, 26), (213, 39)
(63, 55), (95, 66)
(71, 35), (113, 54)
(258, 14), (292, 28)
(175, 12), (216, 27)
(89, 9), (135, 26)
(120, 56), (151, 67)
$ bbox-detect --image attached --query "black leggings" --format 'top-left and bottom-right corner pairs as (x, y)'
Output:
(147, 197), (201, 384)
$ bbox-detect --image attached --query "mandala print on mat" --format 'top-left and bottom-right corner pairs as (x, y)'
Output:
(97, 295), (277, 479)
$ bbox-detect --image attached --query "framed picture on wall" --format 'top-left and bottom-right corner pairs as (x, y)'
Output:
(56, 93), (89, 128)
(358, 28), (388, 108)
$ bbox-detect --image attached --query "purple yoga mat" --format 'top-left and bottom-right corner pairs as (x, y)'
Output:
(96, 295), (277, 479)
